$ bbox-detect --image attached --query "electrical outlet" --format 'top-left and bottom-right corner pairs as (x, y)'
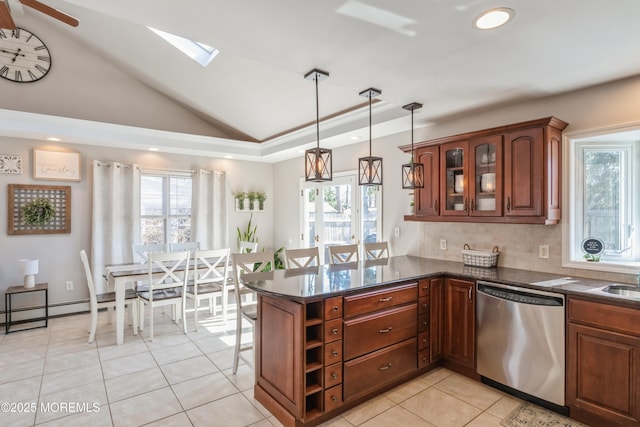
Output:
(394, 226), (400, 238)
(539, 245), (549, 259)
(440, 239), (447, 250)
(65, 281), (73, 291)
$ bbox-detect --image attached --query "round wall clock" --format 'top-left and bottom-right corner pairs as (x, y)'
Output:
(0, 27), (52, 83)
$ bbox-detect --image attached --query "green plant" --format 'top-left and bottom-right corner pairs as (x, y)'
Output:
(247, 191), (258, 202)
(237, 213), (258, 250)
(235, 191), (246, 210)
(257, 192), (267, 210)
(274, 247), (286, 270)
(22, 198), (55, 226)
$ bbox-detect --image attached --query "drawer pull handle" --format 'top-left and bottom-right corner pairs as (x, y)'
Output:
(379, 297), (393, 302)
(331, 396), (338, 402)
(379, 363), (392, 371)
(379, 327), (393, 334)
(422, 356), (428, 362)
(332, 350), (339, 356)
(423, 338), (428, 344)
(331, 328), (339, 335)
(422, 320), (428, 326)
(332, 373), (338, 379)
(422, 304), (428, 309)
(332, 306), (339, 311)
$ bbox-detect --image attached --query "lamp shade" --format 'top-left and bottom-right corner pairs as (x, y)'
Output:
(358, 88), (383, 186)
(19, 259), (38, 288)
(401, 102), (425, 189)
(304, 68), (332, 182)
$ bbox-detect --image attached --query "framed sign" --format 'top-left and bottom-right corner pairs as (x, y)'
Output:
(33, 149), (81, 181)
(582, 237), (605, 256)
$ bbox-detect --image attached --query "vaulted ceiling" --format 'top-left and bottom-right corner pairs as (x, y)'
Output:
(3, 0), (640, 161)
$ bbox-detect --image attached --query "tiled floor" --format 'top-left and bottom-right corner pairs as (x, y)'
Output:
(0, 306), (535, 427)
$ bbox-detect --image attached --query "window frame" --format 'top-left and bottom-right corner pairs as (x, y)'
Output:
(563, 123), (640, 274)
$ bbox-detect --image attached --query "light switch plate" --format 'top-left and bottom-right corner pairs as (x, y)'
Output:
(394, 226), (400, 238)
(440, 239), (447, 250)
(539, 245), (549, 259)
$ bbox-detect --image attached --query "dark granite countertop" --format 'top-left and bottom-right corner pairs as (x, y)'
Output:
(241, 255), (640, 309)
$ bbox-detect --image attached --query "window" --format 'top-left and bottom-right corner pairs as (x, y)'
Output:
(567, 127), (640, 272)
(140, 173), (192, 245)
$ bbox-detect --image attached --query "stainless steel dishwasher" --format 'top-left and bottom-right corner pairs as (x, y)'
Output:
(476, 281), (566, 408)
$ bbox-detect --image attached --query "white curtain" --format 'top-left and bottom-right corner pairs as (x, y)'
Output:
(192, 168), (229, 250)
(91, 161), (140, 293)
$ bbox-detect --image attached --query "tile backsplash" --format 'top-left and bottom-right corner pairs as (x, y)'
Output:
(421, 222), (637, 285)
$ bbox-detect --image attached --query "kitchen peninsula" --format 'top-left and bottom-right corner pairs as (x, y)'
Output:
(242, 255), (640, 427)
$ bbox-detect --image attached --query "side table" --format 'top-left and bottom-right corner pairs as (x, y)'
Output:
(5, 283), (49, 334)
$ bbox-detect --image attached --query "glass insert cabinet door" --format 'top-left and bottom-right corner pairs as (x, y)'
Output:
(470, 135), (502, 216)
(441, 141), (468, 215)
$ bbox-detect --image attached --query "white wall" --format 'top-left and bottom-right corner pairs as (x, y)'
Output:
(0, 137), (273, 313)
(273, 75), (640, 285)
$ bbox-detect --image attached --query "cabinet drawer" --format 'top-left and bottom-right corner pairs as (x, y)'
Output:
(344, 338), (417, 401)
(418, 296), (429, 315)
(418, 314), (429, 333)
(344, 283), (417, 318)
(568, 298), (640, 337)
(325, 296), (343, 320)
(419, 279), (430, 298)
(418, 331), (429, 350)
(324, 364), (342, 389)
(324, 319), (343, 343)
(324, 340), (343, 366)
(324, 384), (343, 412)
(418, 349), (429, 369)
(344, 304), (417, 360)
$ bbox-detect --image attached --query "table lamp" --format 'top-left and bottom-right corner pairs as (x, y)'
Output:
(19, 259), (39, 288)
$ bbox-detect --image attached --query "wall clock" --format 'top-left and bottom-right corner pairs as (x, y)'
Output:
(0, 27), (51, 83)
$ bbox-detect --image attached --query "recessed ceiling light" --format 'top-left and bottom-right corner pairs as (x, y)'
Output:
(474, 7), (514, 30)
(45, 137), (61, 141)
(224, 155), (234, 159)
(148, 147), (159, 151)
(349, 136), (360, 141)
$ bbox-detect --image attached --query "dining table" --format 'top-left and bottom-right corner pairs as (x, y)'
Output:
(104, 263), (149, 345)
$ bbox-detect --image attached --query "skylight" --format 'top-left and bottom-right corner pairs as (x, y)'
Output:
(148, 27), (219, 67)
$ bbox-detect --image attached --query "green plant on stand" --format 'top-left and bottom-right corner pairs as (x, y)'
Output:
(235, 191), (246, 210)
(247, 191), (258, 210)
(237, 213), (258, 251)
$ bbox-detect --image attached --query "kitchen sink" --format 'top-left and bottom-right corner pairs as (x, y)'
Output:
(602, 285), (640, 299)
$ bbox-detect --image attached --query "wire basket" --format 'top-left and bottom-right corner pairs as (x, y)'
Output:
(461, 243), (499, 268)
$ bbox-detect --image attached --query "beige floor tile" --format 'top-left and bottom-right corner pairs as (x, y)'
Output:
(384, 376), (431, 404)
(342, 395), (395, 426)
(160, 354), (219, 384)
(171, 371), (239, 409)
(486, 395), (522, 419)
(186, 393), (265, 427)
(401, 387), (481, 427)
(43, 347), (100, 374)
(193, 333), (235, 353)
(360, 406), (435, 427)
(0, 407), (37, 427)
(465, 412), (503, 427)
(110, 387), (183, 427)
(0, 345), (47, 367)
(35, 404), (112, 427)
(0, 358), (44, 385)
(414, 367), (453, 388)
(36, 381), (108, 424)
(317, 416), (354, 427)
(207, 347), (236, 371)
(98, 340), (149, 362)
(151, 341), (203, 366)
(223, 362), (255, 392)
(0, 376), (41, 403)
(105, 366), (168, 402)
(40, 363), (103, 396)
(143, 331), (192, 350)
(144, 411), (193, 427)
(242, 389), (274, 418)
(101, 351), (157, 379)
(434, 374), (502, 410)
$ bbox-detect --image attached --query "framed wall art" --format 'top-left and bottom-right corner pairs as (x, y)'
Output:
(0, 154), (22, 174)
(8, 184), (71, 235)
(33, 149), (81, 181)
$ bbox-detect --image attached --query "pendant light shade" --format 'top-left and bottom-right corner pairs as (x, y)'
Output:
(304, 69), (332, 182)
(401, 102), (424, 189)
(358, 88), (383, 186)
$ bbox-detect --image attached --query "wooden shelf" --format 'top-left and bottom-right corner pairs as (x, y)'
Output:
(305, 339), (323, 350)
(305, 384), (322, 395)
(305, 361), (322, 372)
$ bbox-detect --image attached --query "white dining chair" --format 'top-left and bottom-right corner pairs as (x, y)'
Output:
(328, 244), (359, 264)
(364, 241), (389, 260)
(238, 241), (258, 254)
(132, 243), (168, 264)
(137, 250), (190, 341)
(284, 247), (320, 269)
(80, 250), (138, 343)
(231, 250), (274, 374)
(185, 248), (231, 330)
(170, 241), (200, 254)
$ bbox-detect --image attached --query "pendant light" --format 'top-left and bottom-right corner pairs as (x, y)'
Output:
(304, 69), (332, 182)
(401, 102), (424, 189)
(358, 88), (383, 186)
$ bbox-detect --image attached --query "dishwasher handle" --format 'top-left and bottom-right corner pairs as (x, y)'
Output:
(477, 283), (563, 306)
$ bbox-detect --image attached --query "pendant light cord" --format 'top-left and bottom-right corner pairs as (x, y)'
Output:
(411, 108), (415, 162)
(369, 95), (372, 156)
(315, 76), (320, 149)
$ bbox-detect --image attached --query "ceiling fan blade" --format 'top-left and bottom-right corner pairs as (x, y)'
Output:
(0, 1), (17, 30)
(20, 0), (79, 27)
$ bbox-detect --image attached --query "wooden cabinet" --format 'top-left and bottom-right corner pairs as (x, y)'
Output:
(429, 277), (444, 363)
(443, 278), (475, 375)
(402, 116), (567, 224)
(567, 297), (640, 426)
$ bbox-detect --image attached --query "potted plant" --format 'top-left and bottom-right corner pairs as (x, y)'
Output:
(235, 191), (247, 210)
(257, 192), (267, 210)
(247, 191), (258, 210)
(237, 213), (258, 250)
